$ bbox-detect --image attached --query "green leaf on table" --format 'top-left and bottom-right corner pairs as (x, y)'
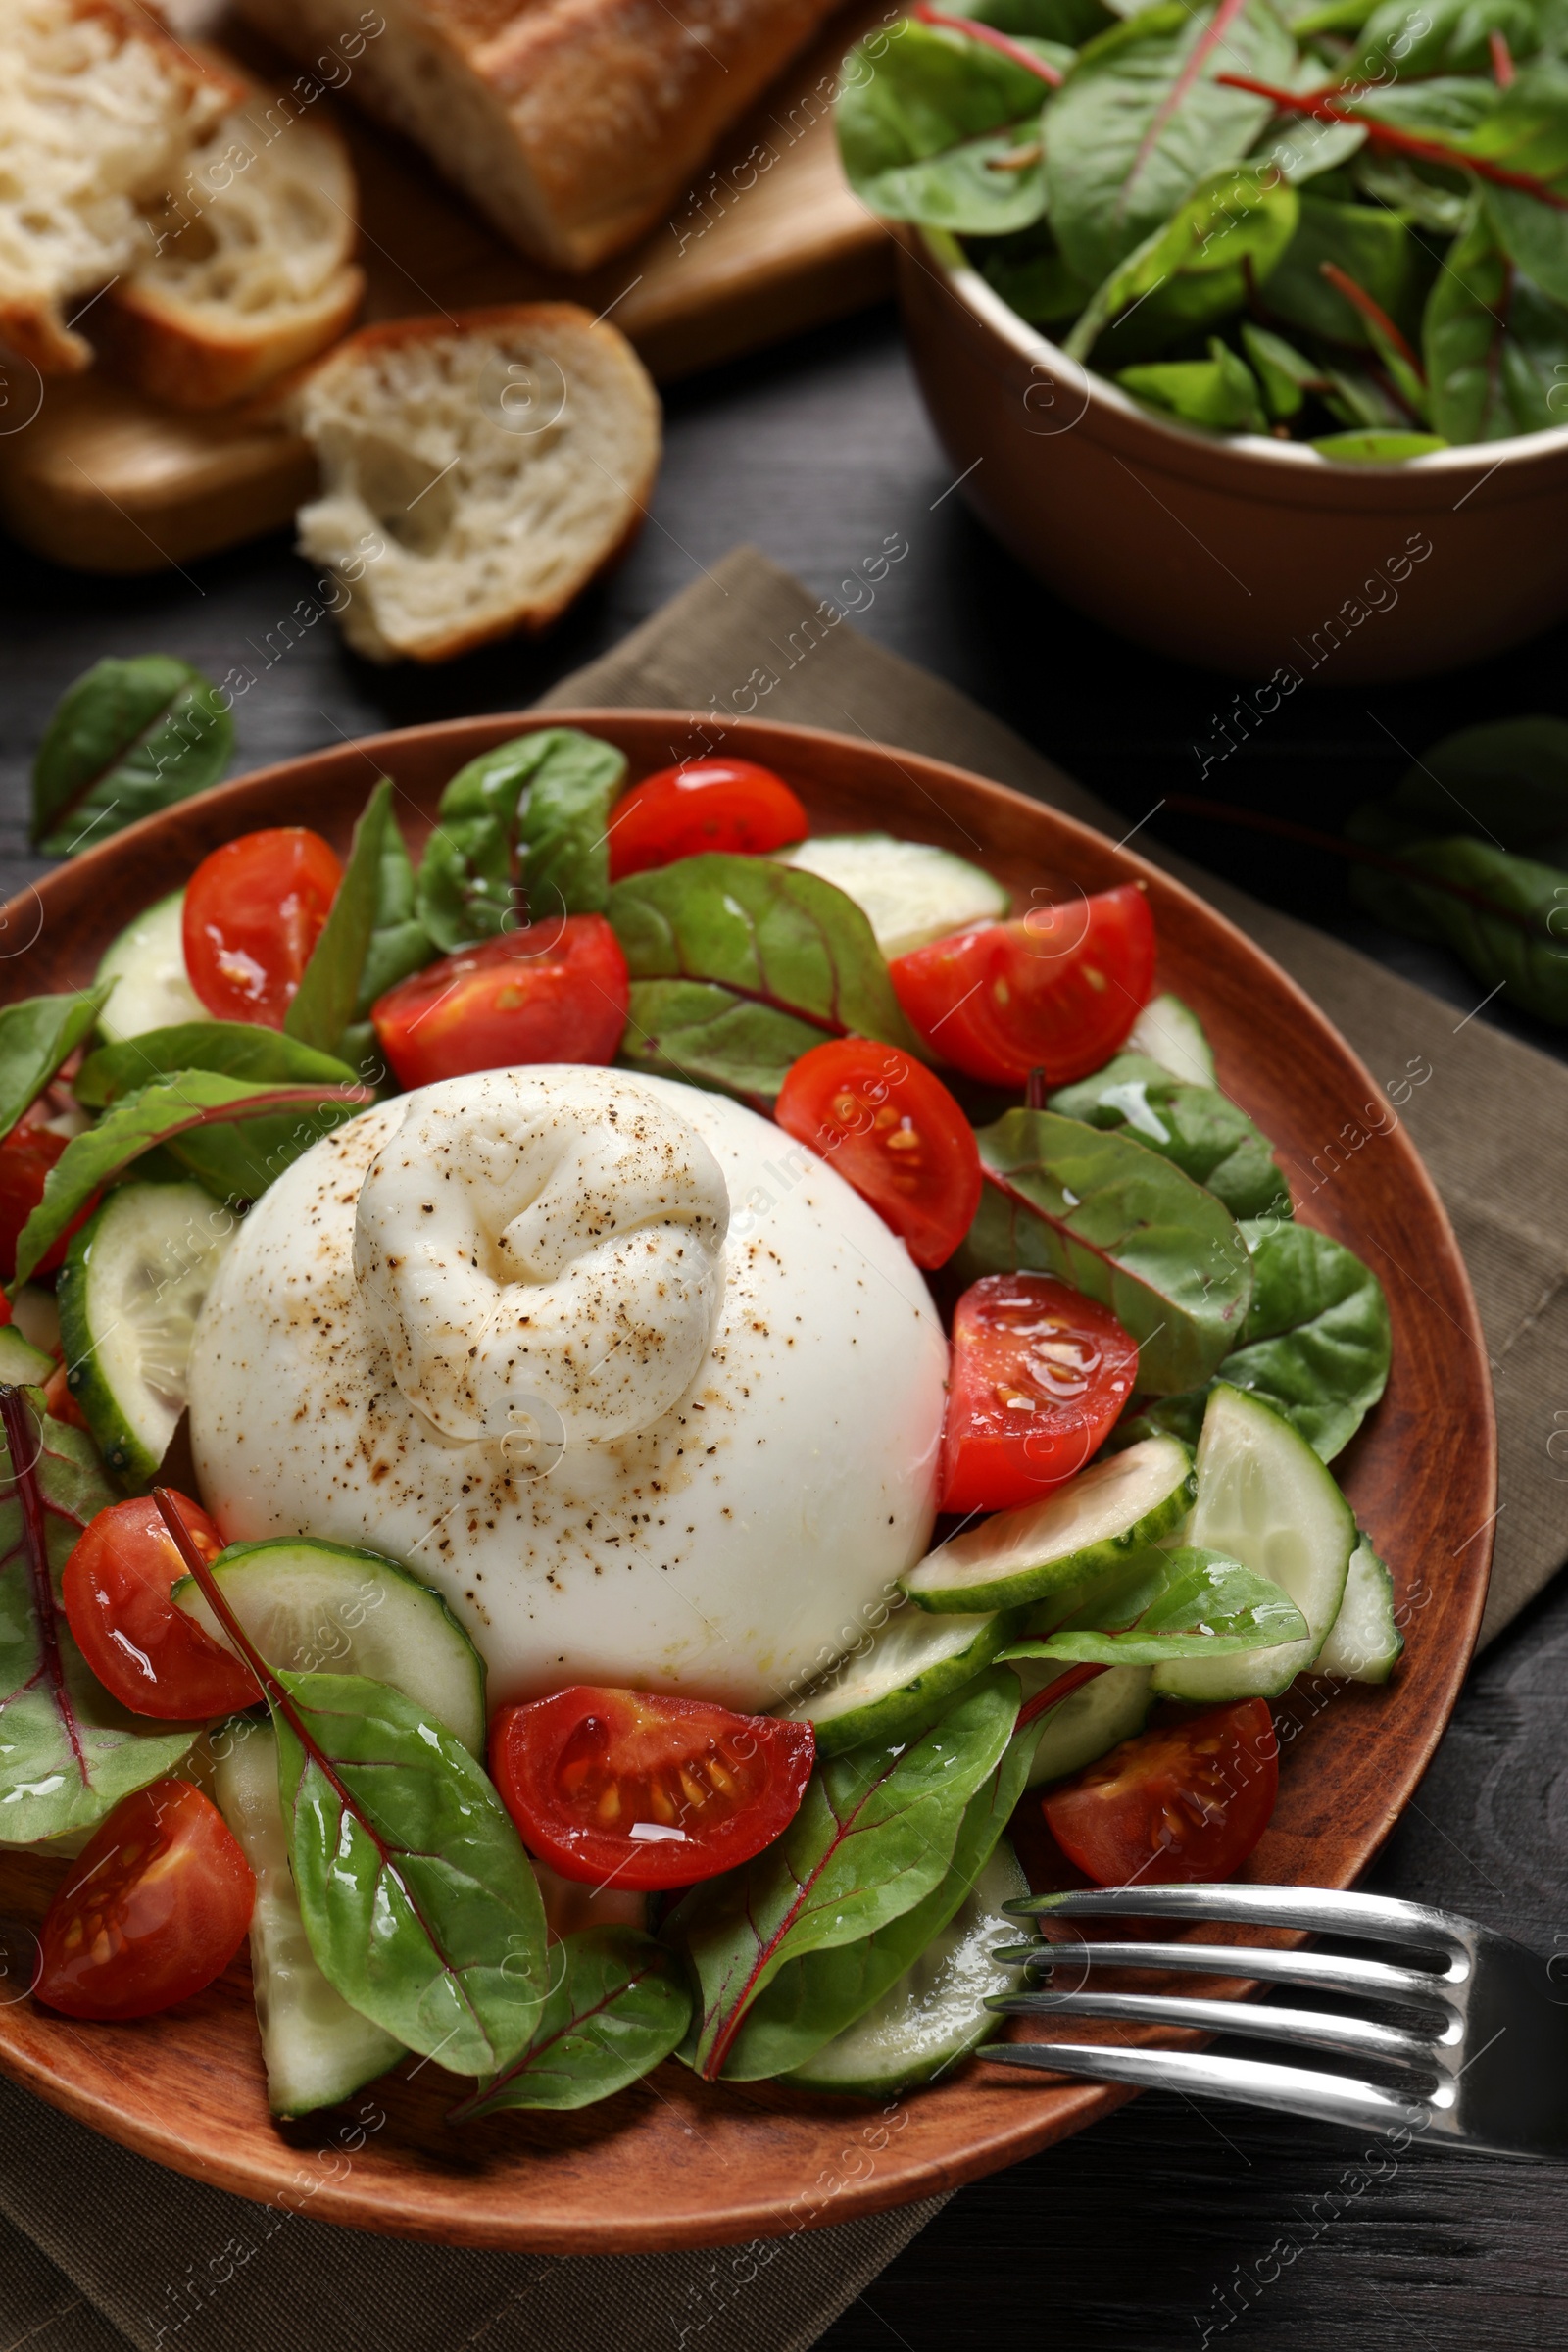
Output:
(955, 1108), (1253, 1395)
(1120, 1217), (1391, 1461)
(15, 1071), (370, 1283)
(454, 1928), (692, 2115)
(1357, 715), (1568, 860)
(1042, 0), (1293, 287)
(1468, 59), (1568, 305)
(1261, 196), (1419, 346)
(1117, 339), (1270, 430)
(665, 1668), (1019, 2081)
(1065, 164), (1298, 364)
(1312, 429), (1448, 457)
(1000, 1544), (1308, 1662)
(608, 853), (921, 1054)
(1047, 1052), (1288, 1219)
(838, 21), (1054, 234)
(30, 656), (233, 858)
(74, 1022), (356, 1108)
(0, 987), (110, 1140)
(0, 1389), (193, 1845)
(286, 781), (431, 1061)
(1425, 203), (1568, 440)
(619, 979), (830, 1107)
(415, 728), (626, 952)
(711, 1693), (1037, 2082)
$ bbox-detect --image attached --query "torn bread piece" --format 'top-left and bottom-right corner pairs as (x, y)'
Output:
(105, 84), (365, 409)
(291, 305), (662, 665)
(0, 0), (237, 373)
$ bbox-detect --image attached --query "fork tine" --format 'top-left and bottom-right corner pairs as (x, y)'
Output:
(982, 2039), (1434, 2133)
(1006, 1884), (1472, 1951)
(990, 1985), (1449, 2071)
(1002, 1939), (1460, 2011)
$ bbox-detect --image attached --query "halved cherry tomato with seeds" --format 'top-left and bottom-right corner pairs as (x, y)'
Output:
(940, 1273), (1139, 1513)
(773, 1039), (981, 1269)
(490, 1686), (815, 1890)
(1044, 1698), (1278, 1886)
(62, 1492), (257, 1720)
(607, 759), (808, 880)
(371, 914), (629, 1089)
(34, 1779), (255, 2020)
(889, 884), (1156, 1088)
(183, 827), (343, 1029)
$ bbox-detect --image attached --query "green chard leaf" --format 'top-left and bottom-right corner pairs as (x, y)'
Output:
(1360, 716), (1568, 860)
(955, 1108), (1252, 1394)
(453, 1928), (692, 2115)
(1345, 0), (1539, 78)
(665, 1668), (1018, 2081)
(14, 1070), (371, 1281)
(1047, 1053), (1288, 1218)
(285, 781), (431, 1061)
(0, 1390), (192, 1845)
(711, 1692), (1036, 2082)
(1425, 204), (1568, 440)
(416, 729), (626, 952)
(956, 0), (1112, 42)
(74, 1023), (357, 1109)
(1001, 1543), (1308, 1662)
(1043, 0), (1294, 286)
(1120, 1217), (1390, 1462)
(1066, 164), (1298, 364)
(31, 657), (233, 858)
(837, 20), (1053, 234)
(620, 979), (829, 1108)
(0, 987), (110, 1140)
(1344, 825), (1568, 1020)
(1312, 429), (1448, 458)
(1469, 59), (1568, 305)
(1261, 196), (1419, 347)
(1117, 341), (1269, 430)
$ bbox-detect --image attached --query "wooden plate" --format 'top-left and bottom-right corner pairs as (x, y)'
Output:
(0, 713), (1494, 2250)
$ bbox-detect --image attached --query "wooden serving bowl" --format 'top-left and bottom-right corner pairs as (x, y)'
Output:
(0, 712), (1494, 2251)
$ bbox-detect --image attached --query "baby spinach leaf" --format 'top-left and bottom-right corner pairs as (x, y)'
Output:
(75, 1023), (356, 1108)
(1425, 205), (1568, 438)
(1067, 164), (1298, 363)
(608, 854), (922, 1054)
(980, 238), (1097, 323)
(956, 1108), (1252, 1395)
(1044, 0), (1293, 286)
(1117, 340), (1270, 429)
(712, 1691), (1036, 2082)
(1001, 1544), (1307, 1662)
(956, 0), (1112, 42)
(1258, 115), (1367, 184)
(1241, 320), (1322, 418)
(31, 657), (233, 858)
(1345, 0), (1538, 79)
(0, 988), (110, 1141)
(1345, 828), (1568, 1018)
(838, 21), (1053, 232)
(619, 978), (829, 1107)
(15, 1071), (371, 1282)
(1312, 428), (1449, 456)
(416, 729), (626, 951)
(1470, 60), (1568, 304)
(665, 1668), (1018, 2081)
(1047, 1052), (1288, 1219)
(452, 1928), (691, 2115)
(0, 1390), (193, 1845)
(286, 781), (430, 1060)
(1359, 715), (1568, 860)
(1262, 194), (1418, 344)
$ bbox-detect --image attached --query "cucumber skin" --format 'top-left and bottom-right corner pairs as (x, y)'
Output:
(0, 1328), (55, 1387)
(801, 1610), (1023, 1758)
(1317, 1537), (1403, 1683)
(904, 1450), (1196, 1615)
(1020, 1662), (1153, 1787)
(57, 1208), (154, 1483)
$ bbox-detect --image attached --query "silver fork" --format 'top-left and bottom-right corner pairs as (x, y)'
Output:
(982, 1884), (1568, 2158)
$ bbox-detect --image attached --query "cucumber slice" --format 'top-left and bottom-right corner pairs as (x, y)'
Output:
(903, 1437), (1195, 1614)
(1151, 1385), (1354, 1701)
(57, 1180), (234, 1480)
(94, 891), (210, 1044)
(175, 1539), (487, 1755)
(1017, 1661), (1153, 1787)
(1127, 992), (1216, 1087)
(778, 1602), (1015, 1756)
(784, 1839), (1027, 2096)
(213, 1720), (404, 2117)
(1317, 1534), (1403, 1683)
(773, 834), (1009, 959)
(0, 1326), (55, 1386)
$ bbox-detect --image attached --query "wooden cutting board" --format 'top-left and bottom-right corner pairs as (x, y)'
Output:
(0, 1), (891, 576)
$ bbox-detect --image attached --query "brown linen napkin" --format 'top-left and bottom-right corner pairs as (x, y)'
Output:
(4, 547), (1564, 2352)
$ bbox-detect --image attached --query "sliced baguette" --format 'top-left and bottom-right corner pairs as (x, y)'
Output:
(105, 83), (366, 409)
(291, 304), (662, 664)
(0, 0), (238, 373)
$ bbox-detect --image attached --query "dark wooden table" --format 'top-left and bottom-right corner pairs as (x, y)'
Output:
(4, 304), (1568, 2350)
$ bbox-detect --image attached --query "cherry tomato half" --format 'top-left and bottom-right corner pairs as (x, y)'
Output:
(889, 884), (1156, 1089)
(773, 1039), (982, 1269)
(1044, 1698), (1278, 1886)
(34, 1779), (255, 2020)
(491, 1686), (815, 1890)
(62, 1493), (256, 1721)
(183, 827), (343, 1029)
(0, 1123), (89, 1280)
(607, 760), (808, 881)
(940, 1274), (1139, 1514)
(371, 914), (629, 1090)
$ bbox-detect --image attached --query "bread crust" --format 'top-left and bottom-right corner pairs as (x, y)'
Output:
(234, 0), (848, 271)
(102, 265), (367, 409)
